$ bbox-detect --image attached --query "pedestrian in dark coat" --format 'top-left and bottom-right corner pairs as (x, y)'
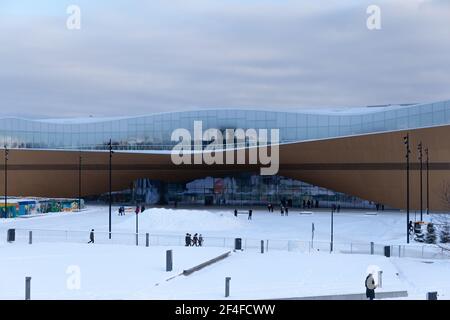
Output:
(88, 229), (95, 244)
(193, 233), (199, 246)
(234, 209), (238, 217)
(365, 274), (376, 300)
(248, 209), (252, 220)
(185, 233), (191, 246)
(285, 207), (289, 216)
(199, 234), (203, 246)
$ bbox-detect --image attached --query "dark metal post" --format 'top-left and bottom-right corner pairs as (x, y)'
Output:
(108, 139), (112, 239)
(425, 148), (430, 215)
(418, 142), (423, 221)
(330, 207), (334, 252)
(404, 134), (411, 244)
(25, 277), (31, 300)
(146, 233), (149, 247)
(78, 153), (82, 211)
(136, 209), (139, 246)
(166, 250), (173, 272)
(225, 277), (231, 297)
(4, 145), (8, 219)
(260, 240), (264, 254)
(29, 231), (32, 245)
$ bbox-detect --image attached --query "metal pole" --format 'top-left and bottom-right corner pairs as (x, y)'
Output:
(425, 148), (429, 215)
(78, 153), (82, 211)
(166, 250), (173, 272)
(404, 134), (410, 244)
(29, 231), (32, 245)
(225, 277), (231, 297)
(4, 145), (8, 219)
(418, 142), (423, 221)
(311, 222), (315, 249)
(136, 209), (139, 246)
(25, 277), (31, 300)
(109, 139), (112, 239)
(330, 208), (334, 252)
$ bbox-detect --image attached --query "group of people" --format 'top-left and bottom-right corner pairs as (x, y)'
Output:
(118, 205), (146, 216)
(266, 203), (289, 216)
(302, 199), (319, 209)
(234, 209), (253, 220)
(185, 233), (204, 246)
(331, 204), (341, 213)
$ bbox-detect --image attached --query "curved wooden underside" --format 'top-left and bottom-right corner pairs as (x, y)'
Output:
(1, 125), (450, 210)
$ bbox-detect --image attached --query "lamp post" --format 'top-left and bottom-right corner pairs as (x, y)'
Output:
(403, 134), (411, 244)
(78, 153), (82, 211)
(425, 148), (429, 215)
(4, 145), (8, 219)
(136, 206), (139, 246)
(418, 142), (423, 221)
(108, 139), (113, 239)
(330, 206), (334, 252)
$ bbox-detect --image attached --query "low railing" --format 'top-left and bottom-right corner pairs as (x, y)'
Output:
(3, 228), (449, 260)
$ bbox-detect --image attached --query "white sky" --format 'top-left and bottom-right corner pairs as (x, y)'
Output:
(0, 0), (449, 118)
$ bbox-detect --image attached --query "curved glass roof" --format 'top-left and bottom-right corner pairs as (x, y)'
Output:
(0, 99), (449, 150)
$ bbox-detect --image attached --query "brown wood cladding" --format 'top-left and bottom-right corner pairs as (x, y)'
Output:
(1, 125), (450, 210)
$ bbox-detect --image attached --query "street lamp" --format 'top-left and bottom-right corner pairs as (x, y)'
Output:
(4, 145), (8, 219)
(425, 148), (429, 215)
(136, 206), (139, 246)
(78, 153), (82, 211)
(330, 205), (334, 253)
(418, 142), (423, 221)
(107, 139), (114, 239)
(403, 134), (411, 244)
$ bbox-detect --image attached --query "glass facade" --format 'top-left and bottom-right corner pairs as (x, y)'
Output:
(99, 174), (376, 209)
(1, 100), (449, 150)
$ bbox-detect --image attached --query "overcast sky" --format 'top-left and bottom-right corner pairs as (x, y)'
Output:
(0, 0), (449, 118)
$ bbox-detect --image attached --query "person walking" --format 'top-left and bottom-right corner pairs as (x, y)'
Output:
(185, 233), (191, 246)
(280, 206), (284, 216)
(248, 209), (252, 220)
(199, 234), (204, 247)
(234, 209), (238, 217)
(365, 273), (376, 300)
(285, 206), (289, 216)
(193, 233), (199, 246)
(88, 229), (95, 244)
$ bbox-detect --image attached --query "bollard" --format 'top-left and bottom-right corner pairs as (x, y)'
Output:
(260, 240), (264, 254)
(225, 277), (231, 297)
(384, 245), (391, 258)
(370, 242), (374, 255)
(377, 271), (383, 288)
(136, 233), (139, 246)
(29, 231), (32, 245)
(166, 250), (173, 272)
(25, 277), (31, 300)
(146, 233), (149, 247)
(7, 229), (15, 242)
(427, 292), (438, 300)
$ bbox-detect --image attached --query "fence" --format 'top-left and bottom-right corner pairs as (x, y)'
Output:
(3, 228), (449, 260)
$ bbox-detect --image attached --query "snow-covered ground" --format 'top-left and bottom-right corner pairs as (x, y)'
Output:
(0, 206), (449, 300)
(0, 206), (422, 244)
